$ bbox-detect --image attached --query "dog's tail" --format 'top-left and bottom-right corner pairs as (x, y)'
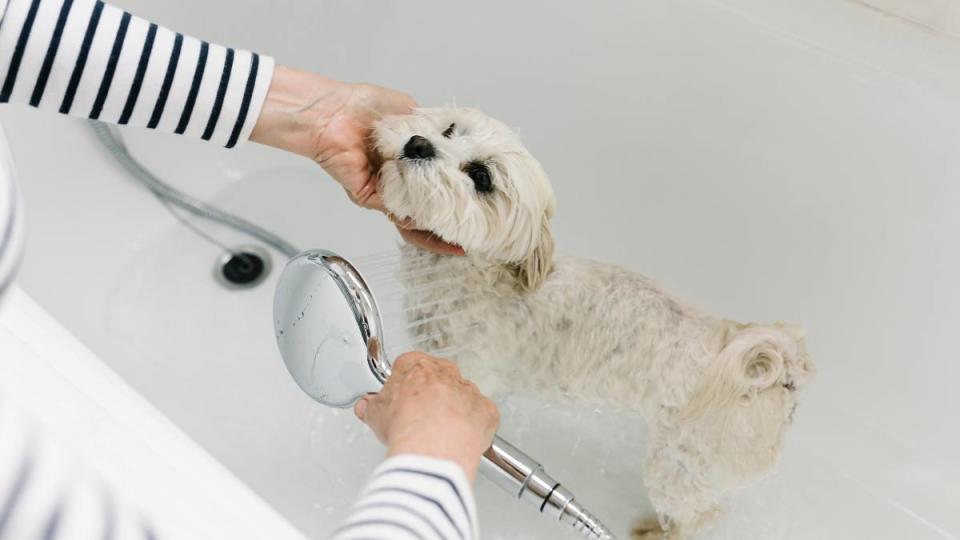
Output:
(679, 323), (813, 421)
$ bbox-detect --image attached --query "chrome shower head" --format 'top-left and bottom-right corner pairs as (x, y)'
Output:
(274, 250), (390, 407)
(273, 249), (617, 540)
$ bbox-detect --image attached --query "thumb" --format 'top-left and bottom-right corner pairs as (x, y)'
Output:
(354, 393), (388, 443)
(354, 393), (382, 424)
(354, 396), (371, 420)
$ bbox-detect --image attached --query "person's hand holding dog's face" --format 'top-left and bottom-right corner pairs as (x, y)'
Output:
(251, 66), (462, 255)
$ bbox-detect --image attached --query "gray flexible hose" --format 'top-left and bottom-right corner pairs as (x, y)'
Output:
(89, 121), (300, 258)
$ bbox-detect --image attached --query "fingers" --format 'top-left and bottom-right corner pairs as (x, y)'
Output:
(385, 213), (465, 256)
(354, 395), (370, 420)
(391, 351), (427, 372)
(354, 390), (391, 432)
(391, 351), (455, 376)
(345, 183), (385, 212)
(389, 214), (417, 230)
(356, 352), (442, 439)
(354, 393), (389, 445)
(351, 183), (464, 255)
(364, 191), (385, 212)
(391, 353), (499, 437)
(391, 352), (466, 389)
(396, 226), (465, 256)
(482, 393), (501, 432)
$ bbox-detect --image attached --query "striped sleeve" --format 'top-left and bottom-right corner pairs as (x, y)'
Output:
(0, 0), (273, 148)
(0, 395), (160, 540)
(329, 455), (479, 540)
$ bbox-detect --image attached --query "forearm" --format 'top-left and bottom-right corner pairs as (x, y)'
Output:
(0, 0), (272, 147)
(248, 64), (352, 160)
(387, 431), (485, 484)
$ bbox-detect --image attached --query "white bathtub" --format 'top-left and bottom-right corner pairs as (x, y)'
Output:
(3, 0), (960, 538)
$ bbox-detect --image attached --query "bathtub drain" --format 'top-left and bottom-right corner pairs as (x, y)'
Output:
(216, 246), (271, 289)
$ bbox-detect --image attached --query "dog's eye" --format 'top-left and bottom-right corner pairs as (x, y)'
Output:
(463, 161), (493, 193)
(441, 123), (455, 138)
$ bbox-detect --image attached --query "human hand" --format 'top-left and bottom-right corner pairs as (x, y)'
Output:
(250, 66), (462, 255)
(353, 352), (499, 482)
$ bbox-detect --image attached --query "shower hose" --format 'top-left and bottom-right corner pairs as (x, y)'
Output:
(89, 121), (300, 259)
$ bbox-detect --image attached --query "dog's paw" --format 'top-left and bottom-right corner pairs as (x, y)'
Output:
(630, 517), (667, 540)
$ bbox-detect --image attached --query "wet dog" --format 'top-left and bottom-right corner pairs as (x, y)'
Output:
(374, 107), (814, 538)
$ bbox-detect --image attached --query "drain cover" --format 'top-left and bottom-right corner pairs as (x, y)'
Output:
(215, 246), (271, 289)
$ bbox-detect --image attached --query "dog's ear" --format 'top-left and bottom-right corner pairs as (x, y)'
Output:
(513, 214), (554, 291)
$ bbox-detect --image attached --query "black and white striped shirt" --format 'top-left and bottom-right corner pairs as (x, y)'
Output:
(329, 456), (478, 540)
(0, 1), (480, 538)
(0, 0), (272, 147)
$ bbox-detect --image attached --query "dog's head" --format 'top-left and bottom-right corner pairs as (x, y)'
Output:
(374, 107), (556, 290)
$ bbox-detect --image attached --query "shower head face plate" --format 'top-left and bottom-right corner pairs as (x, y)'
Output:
(273, 250), (390, 408)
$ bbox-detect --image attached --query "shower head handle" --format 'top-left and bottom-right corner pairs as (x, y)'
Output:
(483, 437), (616, 540)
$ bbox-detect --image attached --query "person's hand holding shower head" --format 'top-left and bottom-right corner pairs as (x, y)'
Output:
(249, 67), (464, 255)
(353, 352), (500, 482)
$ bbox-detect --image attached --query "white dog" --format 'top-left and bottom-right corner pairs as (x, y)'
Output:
(374, 108), (814, 539)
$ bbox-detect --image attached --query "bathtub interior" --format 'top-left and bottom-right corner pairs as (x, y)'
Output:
(4, 0), (960, 538)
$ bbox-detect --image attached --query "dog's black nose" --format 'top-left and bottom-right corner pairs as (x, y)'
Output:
(403, 135), (435, 160)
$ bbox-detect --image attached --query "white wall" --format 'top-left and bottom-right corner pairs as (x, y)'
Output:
(855, 0), (960, 36)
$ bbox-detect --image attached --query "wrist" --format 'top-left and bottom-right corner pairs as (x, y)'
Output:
(387, 437), (485, 483)
(249, 65), (352, 159)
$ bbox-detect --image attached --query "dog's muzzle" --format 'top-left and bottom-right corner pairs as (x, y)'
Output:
(403, 135), (435, 160)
